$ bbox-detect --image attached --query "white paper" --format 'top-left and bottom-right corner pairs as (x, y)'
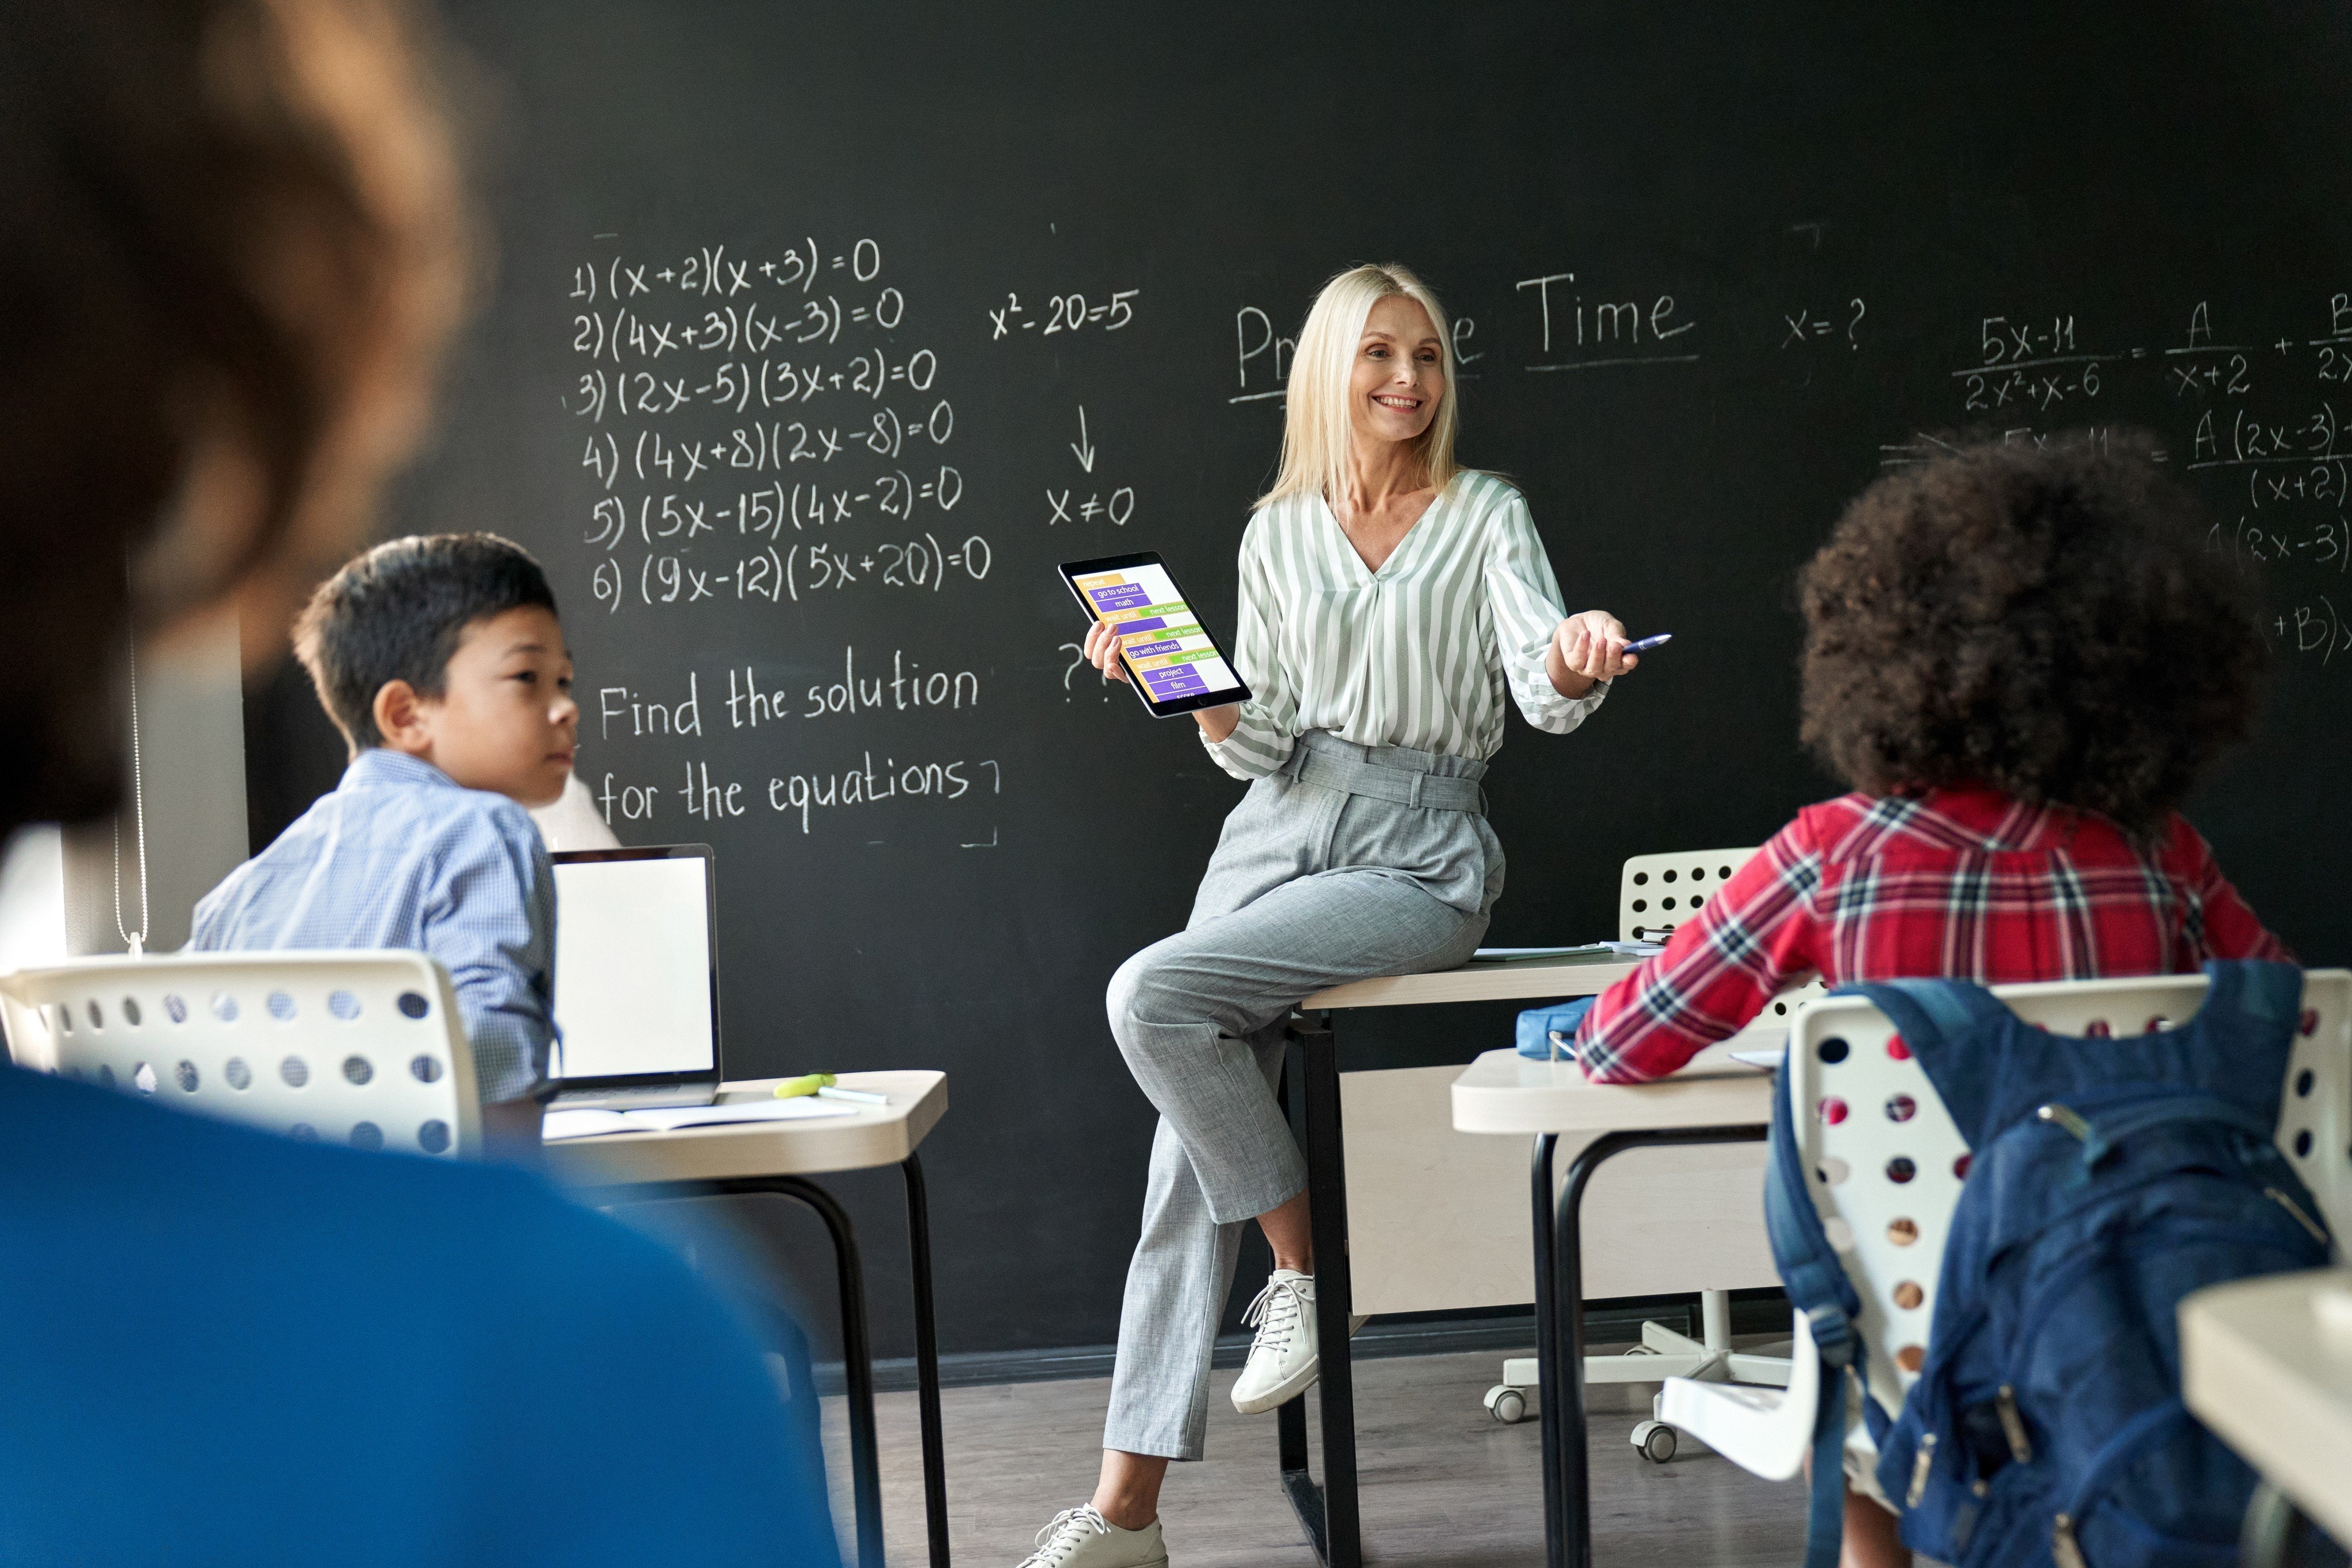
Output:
(542, 1098), (860, 1141)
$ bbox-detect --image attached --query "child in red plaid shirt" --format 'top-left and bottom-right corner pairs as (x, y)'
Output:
(1577, 433), (2288, 1568)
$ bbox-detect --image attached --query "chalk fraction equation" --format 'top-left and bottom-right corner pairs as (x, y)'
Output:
(2207, 513), (2352, 576)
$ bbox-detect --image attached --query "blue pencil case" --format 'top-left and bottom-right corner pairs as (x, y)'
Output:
(1515, 998), (1595, 1060)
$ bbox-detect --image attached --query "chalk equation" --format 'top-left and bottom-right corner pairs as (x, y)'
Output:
(584, 474), (961, 549)
(1046, 488), (1136, 527)
(1781, 299), (1867, 350)
(578, 410), (951, 489)
(570, 349), (937, 422)
(987, 288), (1140, 339)
(587, 534), (991, 612)
(572, 238), (889, 302)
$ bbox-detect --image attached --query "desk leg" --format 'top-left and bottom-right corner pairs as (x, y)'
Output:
(722, 1176), (886, 1568)
(901, 1154), (951, 1568)
(1547, 1126), (1769, 1568)
(1530, 1134), (1563, 1568)
(1277, 1015), (1362, 1568)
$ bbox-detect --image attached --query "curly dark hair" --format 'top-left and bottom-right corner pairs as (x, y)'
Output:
(1797, 433), (2264, 835)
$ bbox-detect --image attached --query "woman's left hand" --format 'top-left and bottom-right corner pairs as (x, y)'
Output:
(1549, 610), (1637, 697)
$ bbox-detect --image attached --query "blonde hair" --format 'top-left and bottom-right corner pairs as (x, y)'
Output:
(1257, 262), (1459, 507)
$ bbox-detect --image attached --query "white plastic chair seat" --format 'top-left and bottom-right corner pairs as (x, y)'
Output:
(1, 950), (479, 1158)
(1670, 968), (2352, 1485)
(1662, 1309), (1821, 1481)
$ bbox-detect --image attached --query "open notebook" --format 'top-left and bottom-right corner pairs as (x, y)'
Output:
(543, 1098), (859, 1141)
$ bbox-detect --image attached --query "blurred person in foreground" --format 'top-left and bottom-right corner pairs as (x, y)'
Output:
(0, 3), (837, 1563)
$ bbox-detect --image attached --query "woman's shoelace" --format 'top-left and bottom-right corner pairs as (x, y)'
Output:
(1242, 1274), (1310, 1353)
(1018, 1505), (1112, 1567)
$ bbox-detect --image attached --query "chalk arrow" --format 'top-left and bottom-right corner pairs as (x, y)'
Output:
(1070, 407), (1096, 472)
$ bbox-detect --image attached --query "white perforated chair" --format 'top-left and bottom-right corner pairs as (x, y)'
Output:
(1, 951), (479, 1159)
(1663, 968), (2352, 1481)
(1486, 848), (1818, 1454)
(1621, 847), (1831, 1028)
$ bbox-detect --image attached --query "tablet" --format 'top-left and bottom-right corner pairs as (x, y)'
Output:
(1059, 552), (1253, 717)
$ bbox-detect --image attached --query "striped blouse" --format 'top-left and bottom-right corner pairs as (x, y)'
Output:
(1203, 470), (1606, 779)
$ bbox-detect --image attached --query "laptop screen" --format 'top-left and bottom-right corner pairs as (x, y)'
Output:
(549, 851), (717, 1081)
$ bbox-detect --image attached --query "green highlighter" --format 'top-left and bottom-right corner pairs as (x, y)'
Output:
(773, 1073), (837, 1099)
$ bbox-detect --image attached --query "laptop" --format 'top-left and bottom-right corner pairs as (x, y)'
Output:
(545, 844), (723, 1110)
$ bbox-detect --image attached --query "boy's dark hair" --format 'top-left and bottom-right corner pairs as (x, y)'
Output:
(295, 533), (557, 751)
(1798, 432), (2264, 835)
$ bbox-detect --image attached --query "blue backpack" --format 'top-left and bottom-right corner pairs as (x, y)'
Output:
(1765, 960), (2332, 1568)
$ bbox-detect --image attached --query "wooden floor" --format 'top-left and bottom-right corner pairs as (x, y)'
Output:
(818, 1347), (1808, 1568)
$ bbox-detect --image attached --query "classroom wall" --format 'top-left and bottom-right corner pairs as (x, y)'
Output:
(62, 616), (250, 957)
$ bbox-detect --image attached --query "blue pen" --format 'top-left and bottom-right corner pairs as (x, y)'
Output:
(1623, 633), (1673, 654)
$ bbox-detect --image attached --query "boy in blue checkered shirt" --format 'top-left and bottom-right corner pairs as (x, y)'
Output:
(194, 534), (579, 1147)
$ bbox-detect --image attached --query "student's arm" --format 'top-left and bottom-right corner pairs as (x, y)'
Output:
(1199, 513), (1301, 778)
(426, 805), (558, 1106)
(1575, 816), (1826, 1083)
(2169, 817), (2295, 963)
(1484, 485), (1611, 731)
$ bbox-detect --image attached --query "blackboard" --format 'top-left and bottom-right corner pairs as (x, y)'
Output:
(247, 0), (2352, 1361)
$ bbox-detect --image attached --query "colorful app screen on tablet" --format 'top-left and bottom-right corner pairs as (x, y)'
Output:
(1071, 558), (1246, 709)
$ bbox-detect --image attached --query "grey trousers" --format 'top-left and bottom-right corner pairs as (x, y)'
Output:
(1100, 731), (1505, 1460)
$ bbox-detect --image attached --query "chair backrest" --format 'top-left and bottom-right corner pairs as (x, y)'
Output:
(0, 951), (478, 1158)
(1620, 847), (1826, 1021)
(1784, 968), (2352, 1419)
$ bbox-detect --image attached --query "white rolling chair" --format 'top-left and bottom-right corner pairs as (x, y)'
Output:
(1486, 847), (1822, 1458)
(1, 951), (480, 1158)
(1663, 968), (2352, 1481)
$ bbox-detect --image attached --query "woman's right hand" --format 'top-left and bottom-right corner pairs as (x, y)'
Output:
(1084, 617), (1131, 683)
(1091, 617), (1241, 739)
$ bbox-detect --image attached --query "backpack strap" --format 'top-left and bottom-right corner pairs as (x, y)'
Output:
(1765, 1064), (1868, 1568)
(1840, 978), (2021, 1147)
(2211, 957), (2303, 1028)
(1835, 976), (2009, 1052)
(2072, 1093), (2278, 1171)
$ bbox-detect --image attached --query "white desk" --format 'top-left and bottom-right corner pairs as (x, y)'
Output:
(2181, 1267), (2352, 1551)
(1450, 1041), (1777, 1135)
(546, 1072), (949, 1568)
(541, 1071), (946, 1184)
(1305, 953), (1640, 1011)
(1451, 1043), (1775, 1568)
(1268, 955), (1652, 1568)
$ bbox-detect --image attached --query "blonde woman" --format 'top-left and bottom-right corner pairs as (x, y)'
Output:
(1018, 264), (1644, 1568)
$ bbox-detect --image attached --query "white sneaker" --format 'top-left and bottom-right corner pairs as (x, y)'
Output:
(1230, 1269), (1367, 1415)
(1015, 1505), (1168, 1568)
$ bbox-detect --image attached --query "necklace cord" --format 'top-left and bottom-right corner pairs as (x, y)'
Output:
(112, 619), (148, 958)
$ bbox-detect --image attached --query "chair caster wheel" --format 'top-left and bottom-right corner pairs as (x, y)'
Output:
(1632, 1419), (1678, 1462)
(1484, 1384), (1530, 1424)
